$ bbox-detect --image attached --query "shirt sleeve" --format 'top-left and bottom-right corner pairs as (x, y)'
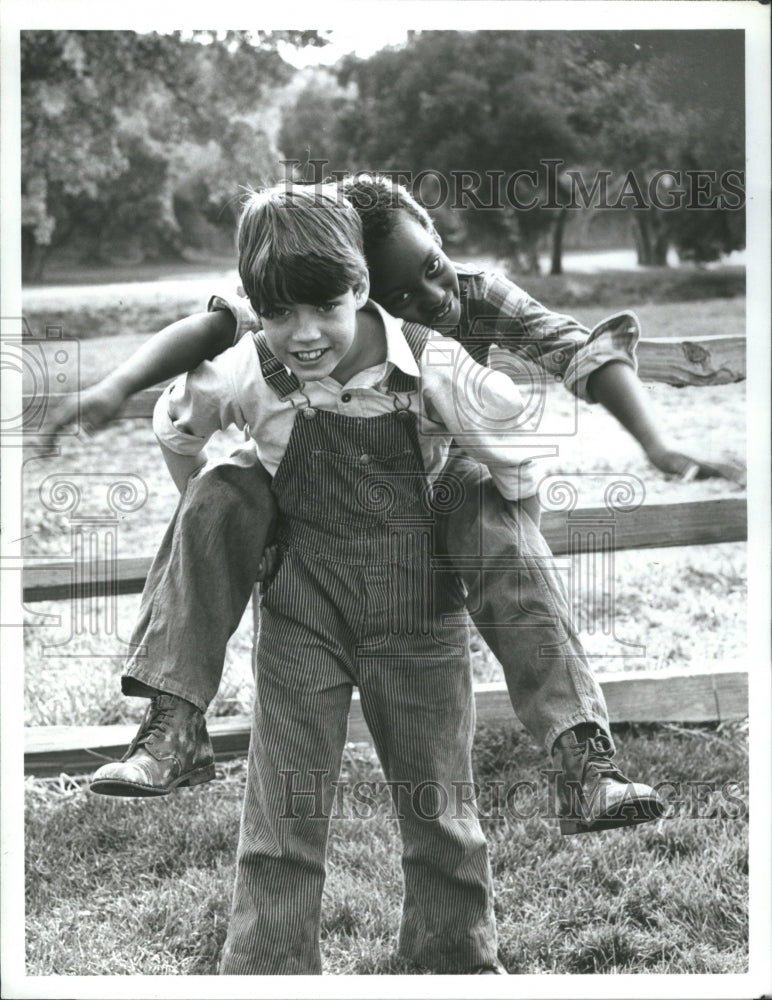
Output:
(419, 334), (538, 500)
(563, 311), (640, 402)
(464, 270), (638, 401)
(207, 291), (261, 346)
(153, 351), (249, 455)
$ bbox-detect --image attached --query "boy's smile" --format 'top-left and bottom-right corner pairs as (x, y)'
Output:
(291, 346), (332, 367)
(366, 215), (461, 330)
(260, 284), (384, 385)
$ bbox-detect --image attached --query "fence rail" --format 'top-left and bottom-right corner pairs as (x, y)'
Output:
(20, 332), (748, 776)
(24, 664), (748, 777)
(21, 498), (747, 603)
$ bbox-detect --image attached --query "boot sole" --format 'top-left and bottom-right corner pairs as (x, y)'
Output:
(560, 796), (666, 835)
(90, 762), (216, 798)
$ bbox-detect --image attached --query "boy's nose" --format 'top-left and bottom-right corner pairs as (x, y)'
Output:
(294, 322), (323, 343)
(421, 284), (446, 310)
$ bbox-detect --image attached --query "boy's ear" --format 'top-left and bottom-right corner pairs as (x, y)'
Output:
(354, 277), (370, 306)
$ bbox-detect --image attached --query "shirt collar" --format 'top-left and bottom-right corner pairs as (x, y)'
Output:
(365, 300), (421, 378)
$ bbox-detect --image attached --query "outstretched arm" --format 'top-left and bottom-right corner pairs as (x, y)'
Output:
(42, 309), (236, 436)
(587, 360), (745, 485)
(471, 272), (744, 488)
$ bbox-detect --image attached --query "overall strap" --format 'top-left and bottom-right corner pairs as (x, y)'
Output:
(388, 321), (433, 394)
(253, 331), (301, 400)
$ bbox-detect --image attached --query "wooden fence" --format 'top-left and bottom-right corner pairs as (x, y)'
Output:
(20, 333), (748, 776)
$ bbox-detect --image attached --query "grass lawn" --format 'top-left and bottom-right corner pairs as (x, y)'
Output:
(24, 722), (748, 975)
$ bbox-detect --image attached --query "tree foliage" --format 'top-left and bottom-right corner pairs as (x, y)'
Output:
(278, 30), (745, 272)
(22, 29), (744, 279)
(21, 30), (326, 279)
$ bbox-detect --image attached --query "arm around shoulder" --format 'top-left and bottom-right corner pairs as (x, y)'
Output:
(108, 309), (236, 399)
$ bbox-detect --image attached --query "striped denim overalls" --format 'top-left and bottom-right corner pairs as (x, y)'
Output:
(219, 327), (498, 974)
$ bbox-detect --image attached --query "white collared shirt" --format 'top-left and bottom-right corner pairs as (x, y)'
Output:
(154, 301), (538, 499)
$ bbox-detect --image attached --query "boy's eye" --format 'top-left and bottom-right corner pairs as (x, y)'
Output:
(318, 302), (339, 313)
(426, 256), (442, 278)
(261, 307), (290, 320)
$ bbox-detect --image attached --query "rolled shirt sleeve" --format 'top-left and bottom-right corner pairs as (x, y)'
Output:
(563, 310), (640, 402)
(153, 351), (249, 455)
(461, 269), (639, 402)
(207, 291), (261, 345)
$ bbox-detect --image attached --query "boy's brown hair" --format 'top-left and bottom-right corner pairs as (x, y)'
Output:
(238, 184), (368, 315)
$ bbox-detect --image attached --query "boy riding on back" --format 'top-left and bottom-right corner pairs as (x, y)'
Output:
(49, 173), (740, 833)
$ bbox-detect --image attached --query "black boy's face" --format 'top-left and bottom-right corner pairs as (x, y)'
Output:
(366, 216), (461, 330)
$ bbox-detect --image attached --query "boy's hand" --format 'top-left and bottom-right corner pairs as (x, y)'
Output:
(647, 446), (746, 487)
(256, 545), (281, 584)
(41, 381), (126, 438)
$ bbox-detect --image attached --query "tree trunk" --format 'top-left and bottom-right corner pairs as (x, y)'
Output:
(632, 212), (651, 265)
(21, 230), (50, 283)
(550, 206), (568, 275)
(632, 211), (670, 267)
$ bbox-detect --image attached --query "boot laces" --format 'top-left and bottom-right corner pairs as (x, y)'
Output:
(125, 698), (174, 756)
(578, 732), (626, 781)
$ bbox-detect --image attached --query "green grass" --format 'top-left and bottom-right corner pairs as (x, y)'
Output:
(519, 265), (745, 311)
(24, 722), (748, 975)
(24, 251), (238, 288)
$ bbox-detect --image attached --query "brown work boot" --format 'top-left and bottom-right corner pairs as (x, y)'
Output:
(552, 725), (665, 835)
(90, 694), (215, 797)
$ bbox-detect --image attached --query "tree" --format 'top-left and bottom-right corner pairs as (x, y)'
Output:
(277, 29), (745, 272)
(21, 30), (328, 280)
(562, 31), (745, 265)
(280, 32), (586, 273)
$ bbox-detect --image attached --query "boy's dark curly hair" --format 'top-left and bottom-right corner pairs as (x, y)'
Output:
(336, 173), (441, 260)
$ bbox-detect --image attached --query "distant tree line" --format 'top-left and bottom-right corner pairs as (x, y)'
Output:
(280, 31), (746, 274)
(21, 29), (745, 280)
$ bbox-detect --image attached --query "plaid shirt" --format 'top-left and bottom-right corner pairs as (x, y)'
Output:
(210, 262), (639, 405)
(453, 263), (638, 402)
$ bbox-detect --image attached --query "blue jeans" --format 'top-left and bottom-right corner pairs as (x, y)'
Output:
(123, 448), (610, 753)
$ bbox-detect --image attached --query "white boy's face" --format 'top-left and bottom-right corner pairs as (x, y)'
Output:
(259, 287), (365, 382)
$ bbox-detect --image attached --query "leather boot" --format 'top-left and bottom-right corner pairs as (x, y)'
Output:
(90, 694), (215, 797)
(552, 726), (664, 835)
